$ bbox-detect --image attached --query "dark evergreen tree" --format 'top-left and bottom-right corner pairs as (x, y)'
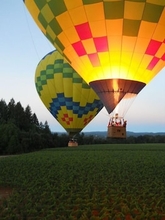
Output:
(31, 113), (39, 127)
(0, 99), (8, 123)
(14, 102), (26, 130)
(0, 122), (21, 154)
(43, 121), (51, 134)
(7, 98), (16, 121)
(24, 105), (33, 130)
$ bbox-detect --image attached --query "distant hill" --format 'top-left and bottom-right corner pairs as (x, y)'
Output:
(83, 131), (165, 138)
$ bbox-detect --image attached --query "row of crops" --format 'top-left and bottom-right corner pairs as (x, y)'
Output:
(0, 144), (165, 219)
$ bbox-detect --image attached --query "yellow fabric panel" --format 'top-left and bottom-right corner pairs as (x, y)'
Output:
(138, 21), (156, 38)
(68, 6), (87, 25)
(128, 70), (139, 82)
(119, 67), (129, 80)
(63, 78), (73, 97)
(86, 67), (97, 83)
(119, 63), (130, 80)
(144, 70), (157, 84)
(108, 36), (122, 51)
(63, 26), (80, 44)
(90, 66), (104, 81)
(79, 55), (93, 72)
(124, 1), (145, 20)
(110, 51), (121, 63)
(106, 19), (123, 36)
(40, 86), (53, 108)
(153, 24), (165, 41)
(54, 73), (64, 93)
(102, 65), (112, 79)
(85, 2), (104, 22)
(64, 0), (82, 10)
(72, 83), (82, 102)
(110, 65), (120, 79)
(66, 109), (73, 120)
(122, 36), (137, 52)
(71, 115), (78, 129)
(139, 54), (153, 70)
(82, 39), (96, 54)
(159, 8), (165, 25)
(79, 95), (87, 107)
(121, 51), (133, 66)
(46, 79), (56, 98)
(58, 32), (71, 48)
(155, 43), (165, 58)
(60, 106), (68, 115)
(47, 54), (54, 64)
(74, 119), (81, 130)
(79, 88), (90, 106)
(64, 45), (79, 62)
(98, 52), (110, 66)
(128, 67), (139, 80)
(56, 12), (73, 31)
(87, 89), (95, 104)
(134, 68), (146, 82)
(153, 60), (165, 78)
(89, 20), (106, 37)
(130, 53), (144, 73)
(134, 38), (151, 53)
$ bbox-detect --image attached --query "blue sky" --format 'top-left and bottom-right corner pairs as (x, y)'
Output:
(0, 1), (165, 133)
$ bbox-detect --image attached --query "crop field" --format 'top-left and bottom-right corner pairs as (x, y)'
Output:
(0, 144), (165, 220)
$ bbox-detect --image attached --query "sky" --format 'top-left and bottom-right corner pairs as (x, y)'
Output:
(0, 1), (165, 133)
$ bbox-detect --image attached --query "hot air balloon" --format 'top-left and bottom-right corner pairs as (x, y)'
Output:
(35, 50), (103, 145)
(24, 0), (165, 138)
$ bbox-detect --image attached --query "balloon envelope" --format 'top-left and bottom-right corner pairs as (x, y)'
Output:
(24, 0), (165, 113)
(35, 50), (103, 137)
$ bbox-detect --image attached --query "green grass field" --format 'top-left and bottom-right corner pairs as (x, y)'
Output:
(0, 144), (165, 220)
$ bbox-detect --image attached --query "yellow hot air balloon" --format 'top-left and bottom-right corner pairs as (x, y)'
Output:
(24, 0), (165, 138)
(35, 50), (103, 144)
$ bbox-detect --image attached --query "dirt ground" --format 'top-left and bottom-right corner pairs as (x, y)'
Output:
(0, 156), (15, 200)
(0, 187), (13, 200)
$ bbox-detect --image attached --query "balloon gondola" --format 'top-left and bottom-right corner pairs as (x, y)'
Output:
(24, 1), (165, 138)
(107, 113), (127, 139)
(35, 50), (103, 145)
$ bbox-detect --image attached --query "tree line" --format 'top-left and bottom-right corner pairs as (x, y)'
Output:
(0, 98), (165, 155)
(0, 98), (70, 155)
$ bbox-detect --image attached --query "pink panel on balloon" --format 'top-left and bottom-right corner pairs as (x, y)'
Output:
(88, 53), (100, 67)
(161, 53), (165, 61)
(145, 39), (162, 56)
(147, 57), (159, 70)
(94, 36), (108, 52)
(72, 41), (86, 56)
(75, 22), (92, 40)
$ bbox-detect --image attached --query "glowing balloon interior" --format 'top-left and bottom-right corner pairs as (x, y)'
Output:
(35, 50), (103, 137)
(24, 0), (165, 113)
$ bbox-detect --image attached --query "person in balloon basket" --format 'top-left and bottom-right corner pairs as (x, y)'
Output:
(123, 120), (127, 127)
